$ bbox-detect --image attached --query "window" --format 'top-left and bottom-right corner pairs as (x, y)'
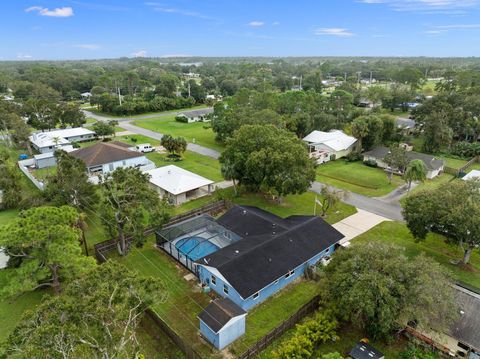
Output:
(211, 275), (216, 285)
(285, 270), (295, 279)
(223, 284), (229, 295)
(458, 342), (470, 351)
(253, 292), (259, 300)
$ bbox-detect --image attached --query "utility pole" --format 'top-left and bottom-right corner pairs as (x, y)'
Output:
(370, 71), (373, 84)
(188, 81), (191, 98)
(117, 87), (122, 106)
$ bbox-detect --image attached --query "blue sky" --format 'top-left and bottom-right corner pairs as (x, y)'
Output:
(1, 0), (480, 60)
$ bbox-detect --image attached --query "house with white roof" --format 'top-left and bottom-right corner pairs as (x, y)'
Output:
(146, 165), (214, 205)
(463, 170), (480, 181)
(29, 127), (95, 154)
(303, 130), (357, 164)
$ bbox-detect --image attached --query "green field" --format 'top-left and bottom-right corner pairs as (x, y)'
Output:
(316, 160), (404, 197)
(355, 221), (480, 289)
(133, 116), (223, 152)
(145, 151), (223, 182)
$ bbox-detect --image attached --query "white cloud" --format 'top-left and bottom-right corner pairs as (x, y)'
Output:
(17, 54), (33, 59)
(314, 28), (355, 37)
(248, 21), (264, 27)
(145, 2), (211, 19)
(272, 21), (280, 26)
(435, 23), (480, 28)
(132, 50), (148, 57)
(357, 0), (478, 13)
(74, 44), (101, 50)
(424, 29), (447, 34)
(25, 6), (74, 17)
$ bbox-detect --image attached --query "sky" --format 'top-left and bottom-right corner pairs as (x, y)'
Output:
(1, 0), (480, 60)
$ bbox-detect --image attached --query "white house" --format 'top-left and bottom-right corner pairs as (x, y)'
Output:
(463, 170), (480, 181)
(303, 130), (357, 164)
(70, 141), (154, 175)
(176, 108), (213, 123)
(29, 127), (96, 154)
(146, 165), (214, 205)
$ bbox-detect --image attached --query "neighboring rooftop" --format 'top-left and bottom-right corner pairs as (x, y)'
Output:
(349, 342), (385, 359)
(198, 298), (246, 333)
(363, 146), (445, 171)
(396, 117), (416, 129)
(462, 170), (480, 181)
(197, 205), (344, 299)
(303, 130), (357, 152)
(178, 108), (213, 117)
(450, 285), (480, 351)
(146, 165), (213, 195)
(29, 127), (95, 148)
(70, 141), (143, 167)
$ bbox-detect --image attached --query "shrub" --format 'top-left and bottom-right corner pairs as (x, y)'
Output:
(345, 152), (363, 162)
(175, 115), (188, 123)
(363, 159), (378, 168)
(450, 141), (480, 158)
(273, 310), (338, 359)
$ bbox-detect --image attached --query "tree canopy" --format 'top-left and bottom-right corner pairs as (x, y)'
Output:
(219, 124), (316, 199)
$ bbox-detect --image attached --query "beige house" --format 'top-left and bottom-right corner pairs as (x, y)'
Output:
(302, 130), (357, 164)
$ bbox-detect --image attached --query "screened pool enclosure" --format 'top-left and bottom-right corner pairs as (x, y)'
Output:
(156, 215), (241, 272)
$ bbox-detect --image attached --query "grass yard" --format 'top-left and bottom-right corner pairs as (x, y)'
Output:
(145, 151), (223, 182)
(0, 209), (19, 226)
(400, 173), (454, 206)
(316, 160), (404, 197)
(117, 134), (161, 147)
(230, 190), (357, 224)
(439, 156), (470, 169)
(114, 237), (221, 359)
(229, 280), (319, 356)
(31, 166), (57, 181)
(355, 221), (480, 289)
(132, 115), (223, 152)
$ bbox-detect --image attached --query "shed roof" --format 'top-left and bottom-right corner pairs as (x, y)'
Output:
(198, 298), (246, 333)
(349, 342), (385, 359)
(178, 108), (213, 118)
(70, 141), (143, 167)
(197, 205), (344, 299)
(363, 146), (445, 171)
(303, 130), (357, 152)
(145, 165), (213, 195)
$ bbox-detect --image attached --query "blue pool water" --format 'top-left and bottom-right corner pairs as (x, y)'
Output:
(175, 236), (219, 261)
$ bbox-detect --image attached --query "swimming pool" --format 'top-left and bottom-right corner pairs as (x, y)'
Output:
(175, 236), (220, 261)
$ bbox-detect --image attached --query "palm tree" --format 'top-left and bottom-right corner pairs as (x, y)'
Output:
(404, 159), (427, 192)
(350, 118), (369, 152)
(221, 160), (238, 195)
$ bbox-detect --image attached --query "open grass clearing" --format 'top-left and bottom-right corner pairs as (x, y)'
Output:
(132, 115), (223, 152)
(355, 221), (480, 289)
(400, 173), (454, 206)
(316, 160), (403, 197)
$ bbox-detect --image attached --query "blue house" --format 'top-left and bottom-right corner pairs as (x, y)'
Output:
(198, 298), (246, 350)
(195, 206), (344, 311)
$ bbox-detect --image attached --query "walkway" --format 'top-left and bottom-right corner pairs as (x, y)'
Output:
(332, 209), (391, 245)
(310, 181), (404, 221)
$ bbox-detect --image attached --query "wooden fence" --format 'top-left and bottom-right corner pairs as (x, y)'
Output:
(444, 156), (479, 177)
(144, 309), (203, 359)
(236, 295), (321, 359)
(93, 200), (229, 263)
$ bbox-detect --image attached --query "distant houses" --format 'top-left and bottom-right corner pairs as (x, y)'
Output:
(395, 117), (417, 135)
(363, 146), (445, 179)
(303, 130), (357, 164)
(145, 165), (214, 205)
(176, 108), (213, 123)
(70, 141), (154, 176)
(29, 127), (95, 154)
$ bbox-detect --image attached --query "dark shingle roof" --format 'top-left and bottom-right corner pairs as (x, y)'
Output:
(70, 141), (142, 167)
(349, 342), (385, 359)
(450, 286), (480, 351)
(396, 117), (416, 129)
(197, 205), (344, 299)
(363, 146), (445, 171)
(178, 108), (213, 118)
(198, 298), (246, 333)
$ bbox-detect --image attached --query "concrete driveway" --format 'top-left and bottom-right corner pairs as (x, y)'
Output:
(332, 209), (391, 245)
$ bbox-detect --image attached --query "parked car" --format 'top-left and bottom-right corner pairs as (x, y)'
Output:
(135, 143), (154, 153)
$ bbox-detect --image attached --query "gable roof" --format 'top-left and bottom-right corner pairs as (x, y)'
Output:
(197, 205), (344, 299)
(450, 285), (480, 350)
(30, 128), (95, 149)
(363, 146), (445, 171)
(302, 130), (357, 152)
(146, 165), (213, 195)
(70, 141), (143, 167)
(178, 108), (213, 118)
(396, 117), (416, 129)
(198, 298), (246, 333)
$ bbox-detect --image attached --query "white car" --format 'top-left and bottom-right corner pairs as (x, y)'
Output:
(135, 144), (154, 153)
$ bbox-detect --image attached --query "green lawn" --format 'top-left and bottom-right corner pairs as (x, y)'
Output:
(355, 221), (480, 289)
(133, 115), (223, 152)
(439, 156), (469, 169)
(316, 160), (403, 197)
(400, 173), (454, 206)
(0, 209), (19, 226)
(145, 151), (223, 182)
(31, 166), (57, 181)
(230, 190), (357, 225)
(117, 134), (161, 147)
(229, 280), (319, 355)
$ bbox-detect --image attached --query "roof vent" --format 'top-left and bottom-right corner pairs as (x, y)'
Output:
(242, 210), (247, 215)
(235, 250), (239, 254)
(272, 231), (276, 236)
(245, 232), (248, 236)
(268, 258), (272, 262)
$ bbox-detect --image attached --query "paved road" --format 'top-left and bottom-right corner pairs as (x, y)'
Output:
(310, 181), (404, 221)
